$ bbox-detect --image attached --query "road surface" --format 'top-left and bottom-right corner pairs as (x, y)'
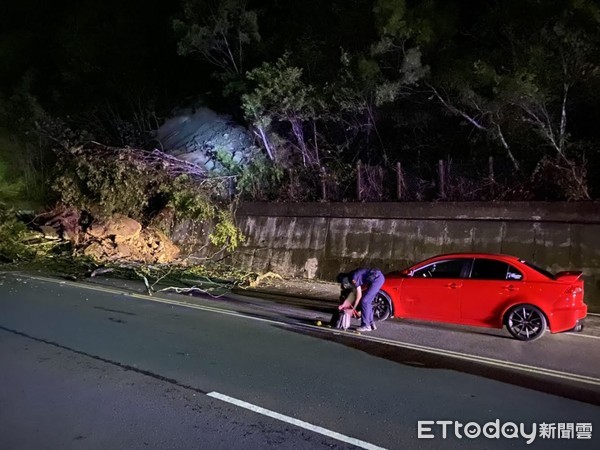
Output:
(0, 272), (599, 449)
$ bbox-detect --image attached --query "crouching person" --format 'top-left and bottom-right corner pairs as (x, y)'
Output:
(337, 268), (385, 332)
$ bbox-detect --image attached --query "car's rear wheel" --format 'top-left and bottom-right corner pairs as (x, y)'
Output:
(373, 291), (392, 322)
(505, 304), (547, 341)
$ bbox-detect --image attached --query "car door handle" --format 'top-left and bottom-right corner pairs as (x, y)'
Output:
(445, 282), (460, 289)
(503, 285), (517, 292)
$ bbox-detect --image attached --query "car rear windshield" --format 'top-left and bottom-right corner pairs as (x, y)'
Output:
(519, 260), (555, 280)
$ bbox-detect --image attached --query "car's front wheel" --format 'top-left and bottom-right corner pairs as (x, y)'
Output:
(373, 291), (393, 322)
(505, 304), (547, 341)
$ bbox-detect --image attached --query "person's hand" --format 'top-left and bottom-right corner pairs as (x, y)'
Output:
(352, 309), (359, 318)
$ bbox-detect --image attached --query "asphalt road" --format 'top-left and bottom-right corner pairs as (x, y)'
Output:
(0, 272), (599, 450)
(234, 286), (600, 388)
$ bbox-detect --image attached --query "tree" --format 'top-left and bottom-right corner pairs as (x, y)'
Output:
(241, 56), (322, 167)
(173, 0), (260, 81)
(344, 0), (435, 163)
(370, 0), (432, 106)
(424, 0), (600, 198)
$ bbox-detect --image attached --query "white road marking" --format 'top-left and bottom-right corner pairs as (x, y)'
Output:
(207, 391), (387, 450)
(336, 332), (600, 387)
(6, 272), (600, 387)
(561, 332), (600, 340)
(564, 332), (600, 340)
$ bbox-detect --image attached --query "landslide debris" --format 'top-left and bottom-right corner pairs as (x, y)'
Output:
(33, 207), (180, 264)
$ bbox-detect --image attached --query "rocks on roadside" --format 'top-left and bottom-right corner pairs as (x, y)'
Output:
(87, 214), (142, 242)
(35, 209), (180, 264)
(39, 225), (60, 240)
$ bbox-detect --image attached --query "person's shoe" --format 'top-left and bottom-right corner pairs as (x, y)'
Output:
(371, 323), (377, 331)
(356, 326), (372, 332)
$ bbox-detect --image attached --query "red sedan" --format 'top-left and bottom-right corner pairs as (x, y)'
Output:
(372, 253), (588, 341)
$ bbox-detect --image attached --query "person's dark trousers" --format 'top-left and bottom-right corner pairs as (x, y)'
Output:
(360, 272), (385, 327)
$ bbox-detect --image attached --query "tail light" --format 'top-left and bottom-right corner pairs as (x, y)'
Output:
(564, 286), (582, 296)
(555, 284), (584, 308)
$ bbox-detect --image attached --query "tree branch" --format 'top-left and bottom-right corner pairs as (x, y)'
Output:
(426, 83), (487, 130)
(495, 123), (520, 171)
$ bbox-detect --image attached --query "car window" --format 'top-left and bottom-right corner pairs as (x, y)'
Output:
(471, 258), (522, 280)
(519, 260), (555, 280)
(412, 259), (465, 279)
(506, 265), (523, 280)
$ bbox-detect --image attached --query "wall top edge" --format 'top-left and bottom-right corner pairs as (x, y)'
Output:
(236, 202), (600, 223)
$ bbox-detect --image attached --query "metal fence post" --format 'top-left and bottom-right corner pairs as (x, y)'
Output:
(488, 156), (495, 198)
(356, 161), (362, 201)
(396, 161), (403, 200)
(438, 159), (445, 198)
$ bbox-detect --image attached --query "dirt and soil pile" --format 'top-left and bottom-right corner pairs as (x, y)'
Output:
(35, 208), (180, 264)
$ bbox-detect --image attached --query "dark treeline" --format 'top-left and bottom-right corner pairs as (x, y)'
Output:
(1, 0), (599, 203)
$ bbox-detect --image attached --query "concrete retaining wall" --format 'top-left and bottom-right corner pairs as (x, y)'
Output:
(230, 202), (600, 312)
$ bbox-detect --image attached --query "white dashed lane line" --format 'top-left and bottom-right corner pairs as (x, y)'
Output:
(207, 392), (387, 450)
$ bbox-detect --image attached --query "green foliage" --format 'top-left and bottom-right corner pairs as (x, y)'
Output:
(236, 157), (284, 200)
(165, 175), (244, 250)
(242, 55), (319, 124)
(209, 209), (245, 252)
(373, 0), (409, 39)
(174, 0), (260, 77)
(0, 205), (34, 262)
(133, 261), (259, 288)
(179, 262), (255, 285)
(54, 146), (244, 251)
(167, 175), (217, 221)
(369, 1), (432, 106)
(241, 55), (325, 166)
(0, 159), (25, 204)
(214, 148), (284, 200)
(55, 148), (154, 218)
(330, 52), (378, 114)
(2, 0), (600, 201)
(425, 0), (600, 180)
(373, 0), (459, 51)
(0, 77), (92, 207)
(0, 128), (48, 208)
(0, 73), (46, 134)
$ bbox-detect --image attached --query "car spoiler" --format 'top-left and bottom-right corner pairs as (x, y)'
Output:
(555, 271), (583, 282)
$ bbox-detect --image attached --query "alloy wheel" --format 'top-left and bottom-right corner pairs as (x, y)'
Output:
(506, 305), (547, 341)
(372, 292), (392, 322)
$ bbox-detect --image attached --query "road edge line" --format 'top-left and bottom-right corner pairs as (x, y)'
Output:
(7, 272), (600, 388)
